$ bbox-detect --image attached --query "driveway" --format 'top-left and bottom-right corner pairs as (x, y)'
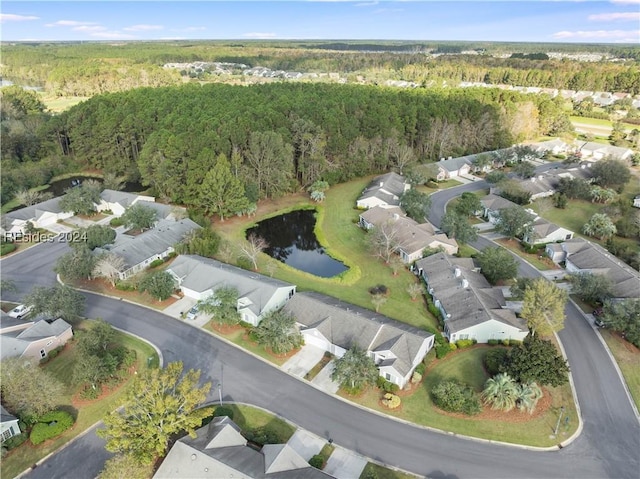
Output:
(287, 429), (327, 461)
(311, 360), (340, 394)
(43, 222), (73, 234)
(282, 344), (326, 378)
(324, 446), (368, 479)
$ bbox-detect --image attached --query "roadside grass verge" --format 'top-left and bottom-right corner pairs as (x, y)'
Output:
(0, 322), (159, 479)
(360, 463), (421, 479)
(212, 404), (295, 443)
(496, 238), (559, 271)
(599, 329), (640, 411)
(340, 346), (578, 447)
(213, 178), (438, 333)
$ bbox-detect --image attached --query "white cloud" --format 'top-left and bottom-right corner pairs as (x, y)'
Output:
(172, 26), (206, 32)
(1, 14), (39, 23)
(90, 31), (136, 39)
(610, 0), (640, 4)
(355, 1), (379, 6)
(552, 29), (640, 41)
(588, 12), (640, 21)
(45, 20), (97, 27)
(73, 25), (107, 33)
(123, 24), (163, 32)
(242, 32), (277, 38)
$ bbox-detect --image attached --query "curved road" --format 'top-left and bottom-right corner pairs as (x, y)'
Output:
(1, 222), (638, 478)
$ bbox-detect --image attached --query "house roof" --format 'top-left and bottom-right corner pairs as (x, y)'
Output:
(97, 218), (201, 270)
(154, 416), (332, 479)
(100, 189), (141, 208)
(1, 405), (18, 424)
(0, 318), (72, 360)
(357, 172), (407, 206)
(283, 292), (433, 379)
(5, 197), (68, 222)
(480, 194), (519, 212)
(530, 139), (571, 152)
(438, 156), (472, 173)
(529, 218), (571, 240)
(575, 141), (632, 159)
(563, 239), (640, 299)
(415, 253), (527, 334)
(168, 255), (295, 318)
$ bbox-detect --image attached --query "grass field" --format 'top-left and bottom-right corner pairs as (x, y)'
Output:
(342, 346), (578, 447)
(569, 115), (637, 131)
(0, 322), (159, 479)
(39, 94), (90, 113)
(599, 329), (640, 411)
(213, 404), (296, 443)
(213, 178), (439, 333)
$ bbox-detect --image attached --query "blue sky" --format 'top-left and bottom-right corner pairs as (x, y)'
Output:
(1, 1), (639, 43)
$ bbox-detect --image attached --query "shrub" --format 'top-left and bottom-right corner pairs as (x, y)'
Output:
(121, 349), (137, 368)
(488, 339), (500, 346)
(368, 284), (388, 296)
(236, 256), (253, 271)
(502, 339), (511, 346)
(115, 281), (136, 291)
(510, 340), (522, 346)
(435, 343), (450, 359)
(148, 259), (164, 268)
(213, 406), (234, 420)
(449, 342), (458, 351)
(239, 320), (254, 329)
(80, 386), (99, 400)
(0, 242), (17, 256)
(30, 410), (74, 445)
(376, 376), (387, 389)
(309, 454), (324, 469)
(456, 339), (474, 349)
(109, 217), (124, 227)
(377, 379), (399, 393)
(415, 363), (426, 375)
(484, 348), (509, 376)
(244, 426), (279, 445)
(3, 432), (28, 450)
(381, 393), (401, 409)
(431, 380), (481, 415)
(411, 371), (422, 384)
(427, 303), (441, 319)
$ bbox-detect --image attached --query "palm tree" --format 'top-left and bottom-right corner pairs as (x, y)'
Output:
(516, 382), (543, 414)
(254, 310), (303, 354)
(482, 373), (519, 412)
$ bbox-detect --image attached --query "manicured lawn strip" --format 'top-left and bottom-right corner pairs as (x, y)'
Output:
(213, 178), (439, 333)
(68, 277), (176, 311)
(213, 404), (295, 443)
(496, 238), (559, 271)
(0, 322), (159, 479)
(456, 243), (478, 258)
(360, 463), (420, 479)
(599, 329), (640, 411)
(341, 347), (578, 447)
(305, 352), (333, 381)
(569, 116), (637, 131)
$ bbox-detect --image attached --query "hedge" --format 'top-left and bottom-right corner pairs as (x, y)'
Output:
(0, 242), (17, 256)
(309, 454), (324, 469)
(431, 380), (481, 416)
(30, 410), (74, 445)
(456, 339), (474, 349)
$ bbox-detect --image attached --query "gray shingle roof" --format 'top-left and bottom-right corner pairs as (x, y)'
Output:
(16, 318), (71, 340)
(100, 189), (141, 208)
(283, 292), (433, 379)
(438, 156), (473, 172)
(357, 172), (408, 206)
(5, 197), (68, 222)
(480, 194), (518, 212)
(168, 255), (295, 318)
(415, 253), (527, 334)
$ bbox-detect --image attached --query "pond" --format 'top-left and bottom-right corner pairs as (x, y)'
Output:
(246, 209), (348, 278)
(45, 175), (145, 197)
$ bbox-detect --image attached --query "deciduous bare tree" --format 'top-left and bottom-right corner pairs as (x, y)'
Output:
(240, 233), (269, 270)
(93, 254), (126, 287)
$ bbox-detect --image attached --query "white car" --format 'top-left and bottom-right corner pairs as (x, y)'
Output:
(8, 304), (33, 319)
(186, 305), (199, 320)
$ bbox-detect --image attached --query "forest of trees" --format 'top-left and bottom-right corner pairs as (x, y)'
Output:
(1, 81), (572, 209)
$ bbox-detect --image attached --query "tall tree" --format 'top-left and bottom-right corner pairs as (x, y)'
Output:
(590, 158), (631, 191)
(93, 253), (126, 287)
(0, 357), (63, 417)
(512, 161), (536, 179)
(245, 131), (294, 198)
(98, 454), (150, 479)
(199, 286), (241, 327)
(73, 224), (116, 250)
(502, 334), (569, 387)
(475, 247), (518, 285)
(520, 278), (568, 335)
(138, 271), (175, 301)
(98, 361), (213, 465)
(253, 309), (303, 354)
(59, 183), (101, 216)
(121, 203), (157, 231)
(567, 272), (614, 304)
(199, 152), (250, 220)
(455, 192), (483, 218)
(367, 220), (400, 263)
(331, 345), (379, 392)
(601, 299), (640, 348)
(400, 189), (431, 222)
(440, 212), (478, 244)
(495, 205), (534, 239)
(24, 284), (85, 320)
(582, 213), (617, 240)
(55, 245), (97, 280)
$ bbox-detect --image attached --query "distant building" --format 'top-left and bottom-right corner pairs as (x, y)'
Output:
(356, 173), (410, 209)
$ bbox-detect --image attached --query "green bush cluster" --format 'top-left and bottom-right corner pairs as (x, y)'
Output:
(0, 242), (17, 256)
(148, 258), (165, 268)
(376, 377), (399, 393)
(484, 348), (509, 376)
(381, 393), (401, 409)
(39, 345), (65, 364)
(29, 410), (74, 445)
(410, 371), (422, 384)
(2, 432), (28, 450)
(309, 454), (324, 469)
(213, 406), (234, 420)
(115, 281), (136, 291)
(243, 426), (280, 446)
(487, 339), (500, 346)
(455, 339), (475, 349)
(109, 217), (124, 227)
(415, 363), (426, 376)
(431, 380), (481, 416)
(434, 334), (451, 359)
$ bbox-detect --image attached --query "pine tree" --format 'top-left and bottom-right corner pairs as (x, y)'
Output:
(200, 153), (250, 221)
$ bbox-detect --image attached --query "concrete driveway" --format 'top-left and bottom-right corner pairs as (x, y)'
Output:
(324, 446), (368, 479)
(311, 360), (340, 394)
(162, 296), (196, 320)
(282, 344), (325, 378)
(43, 222), (73, 234)
(287, 429), (327, 461)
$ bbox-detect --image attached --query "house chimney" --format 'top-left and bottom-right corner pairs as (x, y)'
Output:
(454, 266), (461, 277)
(380, 182), (384, 187)
(530, 177), (536, 182)
(393, 213), (400, 220)
(461, 278), (469, 289)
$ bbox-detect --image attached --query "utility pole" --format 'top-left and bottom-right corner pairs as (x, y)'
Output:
(218, 383), (223, 406)
(554, 406), (565, 436)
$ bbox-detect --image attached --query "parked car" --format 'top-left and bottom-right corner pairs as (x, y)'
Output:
(8, 304), (33, 319)
(186, 305), (199, 320)
(593, 308), (605, 328)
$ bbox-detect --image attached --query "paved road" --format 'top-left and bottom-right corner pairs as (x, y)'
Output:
(2, 229), (639, 478)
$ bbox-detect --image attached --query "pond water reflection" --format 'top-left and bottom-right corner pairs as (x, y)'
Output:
(246, 209), (347, 278)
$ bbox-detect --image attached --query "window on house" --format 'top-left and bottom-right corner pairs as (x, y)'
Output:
(46, 340), (53, 347)
(459, 334), (469, 340)
(40, 349), (46, 358)
(385, 373), (392, 381)
(1, 429), (13, 441)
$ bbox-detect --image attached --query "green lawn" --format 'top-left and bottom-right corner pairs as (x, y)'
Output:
(39, 94), (90, 113)
(342, 346), (578, 447)
(1, 322), (159, 479)
(496, 238), (559, 271)
(599, 329), (640, 411)
(569, 115), (637, 131)
(213, 178), (439, 333)
(360, 463), (421, 479)
(213, 404), (295, 443)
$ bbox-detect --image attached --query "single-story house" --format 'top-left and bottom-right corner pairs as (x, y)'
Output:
(547, 238), (640, 300)
(356, 172), (410, 209)
(167, 255), (296, 326)
(522, 217), (574, 245)
(96, 190), (155, 216)
(95, 218), (201, 280)
(0, 315), (73, 361)
(414, 253), (529, 343)
(154, 416), (334, 479)
(359, 206), (458, 262)
(1, 405), (21, 443)
(529, 139), (571, 156)
(479, 194), (519, 224)
(283, 292), (434, 389)
(436, 156), (472, 181)
(2, 197), (74, 236)
(633, 195), (640, 208)
(574, 141), (634, 163)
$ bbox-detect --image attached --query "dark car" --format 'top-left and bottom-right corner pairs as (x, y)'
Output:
(593, 308), (605, 328)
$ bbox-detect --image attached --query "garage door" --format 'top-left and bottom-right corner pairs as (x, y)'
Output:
(303, 332), (331, 351)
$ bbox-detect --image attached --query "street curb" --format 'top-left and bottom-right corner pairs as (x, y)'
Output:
(70, 284), (567, 453)
(569, 298), (640, 421)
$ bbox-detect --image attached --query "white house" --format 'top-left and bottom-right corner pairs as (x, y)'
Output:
(95, 218), (201, 280)
(574, 141), (634, 163)
(359, 206), (458, 262)
(283, 292), (434, 389)
(436, 156), (472, 181)
(479, 194), (519, 224)
(530, 138), (572, 156)
(1, 405), (21, 443)
(0, 315), (73, 361)
(2, 197), (74, 236)
(414, 253), (529, 343)
(356, 172), (410, 209)
(633, 195), (640, 208)
(96, 190), (155, 216)
(167, 255), (296, 326)
(523, 217), (574, 245)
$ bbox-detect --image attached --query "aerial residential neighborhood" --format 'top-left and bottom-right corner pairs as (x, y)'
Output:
(1, 2), (639, 479)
